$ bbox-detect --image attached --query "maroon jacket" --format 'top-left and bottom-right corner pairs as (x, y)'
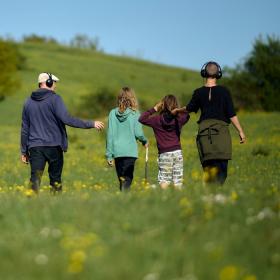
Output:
(139, 108), (190, 154)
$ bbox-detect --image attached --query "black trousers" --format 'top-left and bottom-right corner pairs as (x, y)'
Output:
(202, 159), (228, 185)
(29, 146), (64, 192)
(114, 157), (136, 191)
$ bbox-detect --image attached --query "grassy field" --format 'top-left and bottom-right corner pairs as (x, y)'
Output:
(0, 43), (279, 280)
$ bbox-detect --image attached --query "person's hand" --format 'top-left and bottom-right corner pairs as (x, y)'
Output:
(154, 101), (163, 112)
(239, 131), (246, 144)
(21, 154), (29, 164)
(107, 159), (114, 167)
(144, 142), (149, 148)
(171, 108), (180, 115)
(94, 121), (104, 131)
(172, 107), (187, 115)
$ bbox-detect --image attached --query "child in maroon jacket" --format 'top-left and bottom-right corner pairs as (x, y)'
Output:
(139, 95), (189, 189)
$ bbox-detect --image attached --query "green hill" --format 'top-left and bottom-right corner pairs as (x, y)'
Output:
(0, 42), (279, 280)
(0, 42), (201, 125)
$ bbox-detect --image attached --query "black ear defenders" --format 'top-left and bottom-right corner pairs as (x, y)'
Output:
(45, 73), (54, 88)
(200, 61), (222, 79)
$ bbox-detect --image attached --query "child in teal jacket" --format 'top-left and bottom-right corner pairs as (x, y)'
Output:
(106, 87), (148, 191)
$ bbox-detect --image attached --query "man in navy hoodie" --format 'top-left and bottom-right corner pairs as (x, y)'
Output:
(21, 72), (104, 192)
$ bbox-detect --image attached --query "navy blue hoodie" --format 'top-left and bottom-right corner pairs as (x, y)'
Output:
(21, 88), (94, 154)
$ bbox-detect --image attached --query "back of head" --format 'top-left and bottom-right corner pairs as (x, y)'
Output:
(201, 61), (222, 79)
(160, 94), (179, 114)
(117, 87), (138, 113)
(206, 63), (219, 78)
(38, 72), (59, 89)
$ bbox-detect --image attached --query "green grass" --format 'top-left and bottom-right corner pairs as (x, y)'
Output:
(0, 43), (279, 279)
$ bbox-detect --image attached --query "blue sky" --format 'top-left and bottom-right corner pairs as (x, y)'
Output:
(0, 0), (279, 70)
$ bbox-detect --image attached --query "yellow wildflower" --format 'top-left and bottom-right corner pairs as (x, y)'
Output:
(219, 265), (238, 280)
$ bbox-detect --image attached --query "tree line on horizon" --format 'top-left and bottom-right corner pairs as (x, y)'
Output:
(0, 34), (279, 112)
(223, 35), (280, 111)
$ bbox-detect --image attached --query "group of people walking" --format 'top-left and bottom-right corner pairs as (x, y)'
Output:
(21, 61), (246, 192)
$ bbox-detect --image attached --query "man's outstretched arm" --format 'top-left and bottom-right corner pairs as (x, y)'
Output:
(54, 95), (104, 130)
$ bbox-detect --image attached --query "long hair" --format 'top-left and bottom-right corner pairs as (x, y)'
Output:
(158, 94), (179, 114)
(117, 87), (138, 112)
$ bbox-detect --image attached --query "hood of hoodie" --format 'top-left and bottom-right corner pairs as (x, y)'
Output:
(31, 88), (54, 101)
(115, 108), (134, 122)
(160, 112), (179, 132)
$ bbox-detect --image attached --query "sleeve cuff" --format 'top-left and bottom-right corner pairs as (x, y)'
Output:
(148, 108), (156, 113)
(142, 139), (148, 145)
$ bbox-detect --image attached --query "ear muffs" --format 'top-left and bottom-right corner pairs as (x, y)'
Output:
(200, 61), (222, 79)
(45, 73), (54, 88)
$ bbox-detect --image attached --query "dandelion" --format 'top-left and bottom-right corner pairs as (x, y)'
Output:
(179, 197), (193, 216)
(24, 189), (35, 197)
(191, 170), (200, 181)
(185, 274), (198, 280)
(243, 275), (257, 280)
(219, 265), (239, 280)
(34, 254), (48, 265)
(68, 250), (86, 274)
(15, 185), (25, 192)
(81, 193), (90, 200)
(179, 197), (190, 207)
(40, 227), (51, 238)
(142, 272), (159, 280)
(230, 191), (238, 202)
(214, 194), (227, 204)
(51, 228), (62, 238)
(257, 207), (275, 220)
(203, 169), (210, 183)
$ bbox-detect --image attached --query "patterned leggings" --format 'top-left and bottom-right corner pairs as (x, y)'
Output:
(158, 150), (183, 187)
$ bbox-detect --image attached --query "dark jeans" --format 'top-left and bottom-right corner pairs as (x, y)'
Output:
(114, 157), (136, 191)
(29, 146), (64, 192)
(202, 159), (228, 185)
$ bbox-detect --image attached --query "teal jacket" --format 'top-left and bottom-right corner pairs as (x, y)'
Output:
(106, 108), (147, 160)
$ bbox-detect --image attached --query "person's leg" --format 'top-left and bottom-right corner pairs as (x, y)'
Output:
(216, 160), (228, 184)
(160, 182), (170, 189)
(114, 158), (124, 190)
(202, 160), (219, 184)
(202, 159), (228, 185)
(115, 157), (136, 191)
(46, 146), (64, 192)
(121, 157), (136, 191)
(29, 147), (47, 192)
(172, 150), (184, 189)
(158, 152), (172, 189)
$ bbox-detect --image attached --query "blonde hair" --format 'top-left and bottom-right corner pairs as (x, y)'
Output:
(117, 87), (138, 112)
